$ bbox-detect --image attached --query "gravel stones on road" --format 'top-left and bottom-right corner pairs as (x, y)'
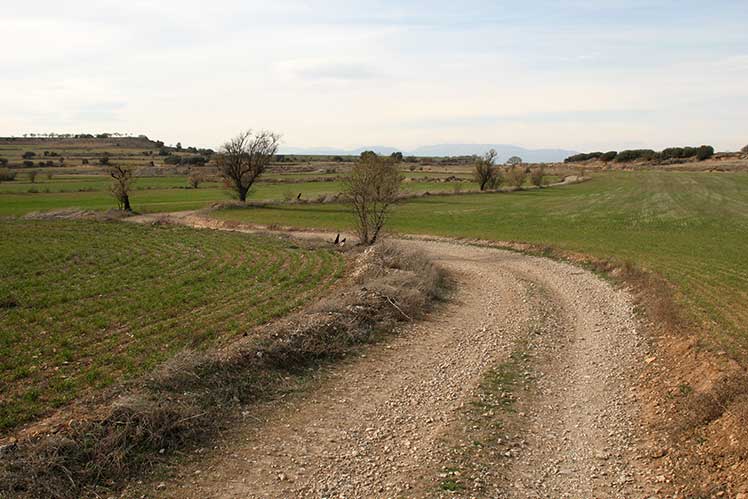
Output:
(144, 240), (652, 499)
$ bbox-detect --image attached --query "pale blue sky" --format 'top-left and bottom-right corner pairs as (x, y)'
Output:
(2, 1), (746, 151)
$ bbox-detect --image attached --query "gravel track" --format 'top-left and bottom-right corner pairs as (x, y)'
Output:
(128, 215), (652, 498)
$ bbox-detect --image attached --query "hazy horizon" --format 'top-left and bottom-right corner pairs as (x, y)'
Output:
(2, 1), (746, 152)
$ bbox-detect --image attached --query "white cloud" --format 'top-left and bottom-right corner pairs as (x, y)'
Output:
(1, 0), (746, 151)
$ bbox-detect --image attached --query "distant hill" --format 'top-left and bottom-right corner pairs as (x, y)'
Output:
(280, 145), (399, 157)
(281, 143), (577, 163)
(0, 136), (160, 149)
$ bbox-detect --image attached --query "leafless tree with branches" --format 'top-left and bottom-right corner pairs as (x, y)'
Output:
(188, 169), (206, 189)
(530, 165), (545, 187)
(215, 130), (280, 202)
(109, 165), (134, 211)
(344, 154), (402, 245)
(474, 149), (499, 191)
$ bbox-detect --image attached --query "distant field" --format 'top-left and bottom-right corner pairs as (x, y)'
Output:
(0, 220), (344, 431)
(0, 175), (488, 216)
(214, 171), (748, 359)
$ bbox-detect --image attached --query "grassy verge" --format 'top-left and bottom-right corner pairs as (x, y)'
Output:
(0, 220), (344, 432)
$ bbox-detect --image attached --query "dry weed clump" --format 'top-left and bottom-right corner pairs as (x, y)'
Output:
(679, 372), (748, 430)
(0, 241), (446, 499)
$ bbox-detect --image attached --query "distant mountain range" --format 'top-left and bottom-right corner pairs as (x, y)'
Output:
(280, 144), (578, 163)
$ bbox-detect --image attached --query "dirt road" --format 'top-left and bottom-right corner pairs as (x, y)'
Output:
(127, 214), (656, 498)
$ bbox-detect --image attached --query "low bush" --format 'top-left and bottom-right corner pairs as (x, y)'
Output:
(530, 166), (545, 187)
(0, 168), (16, 182)
(696, 145), (714, 161)
(505, 166), (527, 188)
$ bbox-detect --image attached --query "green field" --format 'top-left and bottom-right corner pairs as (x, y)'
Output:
(214, 171), (748, 358)
(0, 220), (344, 431)
(0, 176), (484, 216)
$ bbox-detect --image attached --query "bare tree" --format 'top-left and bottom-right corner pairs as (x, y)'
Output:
(215, 130), (280, 202)
(742, 144), (748, 155)
(188, 169), (206, 189)
(109, 165), (134, 211)
(530, 165), (545, 187)
(506, 166), (527, 188)
(344, 154), (402, 245)
(474, 149), (498, 191)
(506, 156), (523, 167)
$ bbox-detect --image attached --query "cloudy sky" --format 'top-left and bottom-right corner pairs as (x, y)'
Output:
(2, 1), (746, 151)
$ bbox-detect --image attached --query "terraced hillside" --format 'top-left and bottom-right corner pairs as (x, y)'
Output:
(0, 220), (344, 431)
(214, 171), (748, 359)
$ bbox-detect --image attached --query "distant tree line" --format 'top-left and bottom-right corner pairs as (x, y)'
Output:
(565, 145), (715, 164)
(15, 132), (149, 139)
(163, 155), (209, 166)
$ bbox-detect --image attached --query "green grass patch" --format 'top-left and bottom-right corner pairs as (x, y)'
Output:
(0, 176), (480, 216)
(212, 171), (748, 359)
(0, 220), (344, 432)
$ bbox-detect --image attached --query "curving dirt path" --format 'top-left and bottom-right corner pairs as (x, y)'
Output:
(127, 215), (657, 498)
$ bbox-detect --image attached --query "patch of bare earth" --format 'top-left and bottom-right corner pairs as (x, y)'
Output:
(126, 239), (660, 499)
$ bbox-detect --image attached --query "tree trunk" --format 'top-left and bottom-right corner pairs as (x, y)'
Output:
(238, 187), (248, 202)
(123, 194), (132, 212)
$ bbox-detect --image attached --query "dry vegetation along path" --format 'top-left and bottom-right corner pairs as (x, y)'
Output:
(129, 215), (655, 498)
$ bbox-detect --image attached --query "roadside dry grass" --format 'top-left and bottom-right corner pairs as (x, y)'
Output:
(0, 240), (446, 499)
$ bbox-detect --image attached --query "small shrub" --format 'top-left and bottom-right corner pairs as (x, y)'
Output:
(696, 145), (714, 161)
(0, 158), (8, 167)
(530, 166), (545, 187)
(22, 151), (36, 159)
(188, 170), (205, 189)
(505, 166), (526, 188)
(0, 168), (16, 182)
(741, 144), (748, 155)
(22, 160), (34, 168)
